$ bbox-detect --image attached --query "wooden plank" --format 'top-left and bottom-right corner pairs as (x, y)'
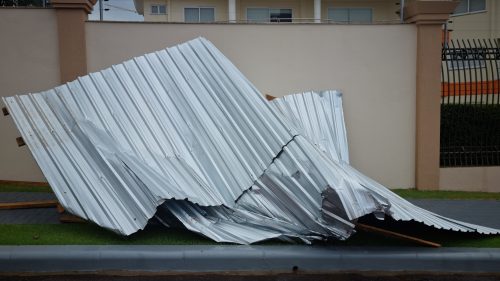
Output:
(2, 107), (9, 116)
(16, 137), (25, 147)
(265, 94), (276, 101)
(56, 203), (65, 214)
(0, 200), (59, 210)
(356, 223), (441, 248)
(59, 214), (86, 223)
(0, 180), (50, 187)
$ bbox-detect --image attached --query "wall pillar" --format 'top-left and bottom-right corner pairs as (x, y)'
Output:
(228, 0), (236, 22)
(314, 0), (321, 23)
(51, 0), (96, 83)
(404, 0), (458, 190)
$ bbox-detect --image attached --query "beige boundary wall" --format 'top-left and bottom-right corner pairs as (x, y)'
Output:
(440, 167), (500, 192)
(5, 1), (496, 192)
(85, 22), (417, 188)
(0, 17), (417, 188)
(0, 8), (60, 182)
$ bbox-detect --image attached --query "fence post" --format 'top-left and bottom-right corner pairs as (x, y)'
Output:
(404, 0), (458, 190)
(51, 0), (97, 83)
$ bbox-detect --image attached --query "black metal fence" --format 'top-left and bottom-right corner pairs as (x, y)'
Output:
(440, 39), (500, 167)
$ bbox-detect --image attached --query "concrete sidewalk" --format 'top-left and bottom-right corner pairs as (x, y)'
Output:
(1, 245), (500, 273)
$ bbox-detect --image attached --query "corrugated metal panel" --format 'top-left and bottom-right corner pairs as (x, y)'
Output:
(3, 37), (499, 243)
(3, 38), (296, 235)
(270, 91), (500, 235)
(271, 90), (349, 163)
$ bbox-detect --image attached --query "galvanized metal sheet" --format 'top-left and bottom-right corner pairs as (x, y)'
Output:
(3, 38), (296, 235)
(270, 91), (500, 235)
(3, 37), (499, 243)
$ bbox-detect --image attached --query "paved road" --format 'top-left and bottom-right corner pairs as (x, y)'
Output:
(1, 192), (500, 229)
(0, 192), (59, 224)
(1, 273), (500, 281)
(409, 199), (500, 229)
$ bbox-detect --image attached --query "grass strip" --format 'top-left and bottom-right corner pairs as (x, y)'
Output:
(392, 189), (500, 200)
(0, 224), (215, 245)
(0, 184), (52, 193)
(0, 221), (499, 247)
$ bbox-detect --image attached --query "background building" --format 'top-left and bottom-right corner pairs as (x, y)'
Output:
(133, 0), (499, 41)
(132, 0), (402, 23)
(446, 0), (499, 40)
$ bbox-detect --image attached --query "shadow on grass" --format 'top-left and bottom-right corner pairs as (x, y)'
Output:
(330, 215), (500, 248)
(1, 215), (499, 247)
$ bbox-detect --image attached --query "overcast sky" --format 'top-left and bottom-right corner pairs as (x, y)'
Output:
(88, 0), (144, 21)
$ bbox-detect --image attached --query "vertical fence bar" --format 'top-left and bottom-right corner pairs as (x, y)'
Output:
(487, 38), (499, 165)
(443, 42), (450, 167)
(484, 39), (493, 165)
(470, 39), (480, 165)
(492, 37), (498, 165)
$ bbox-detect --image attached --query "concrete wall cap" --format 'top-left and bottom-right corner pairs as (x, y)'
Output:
(404, 0), (459, 24)
(51, 0), (97, 14)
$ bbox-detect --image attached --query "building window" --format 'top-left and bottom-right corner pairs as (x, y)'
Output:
(184, 7), (215, 22)
(453, 0), (486, 15)
(151, 4), (167, 15)
(246, 8), (292, 22)
(327, 8), (372, 23)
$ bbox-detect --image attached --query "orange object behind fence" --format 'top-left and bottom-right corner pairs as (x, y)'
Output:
(442, 80), (500, 96)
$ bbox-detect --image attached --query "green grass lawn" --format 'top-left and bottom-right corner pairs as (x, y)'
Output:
(0, 224), (215, 246)
(392, 189), (500, 200)
(1, 220), (499, 247)
(0, 183), (52, 193)
(1, 183), (499, 247)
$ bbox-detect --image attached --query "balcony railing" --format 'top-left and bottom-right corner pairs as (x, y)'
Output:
(135, 18), (403, 24)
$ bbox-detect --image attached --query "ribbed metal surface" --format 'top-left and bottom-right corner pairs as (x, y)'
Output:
(3, 38), (296, 235)
(3, 38), (499, 243)
(271, 90), (349, 163)
(270, 91), (500, 235)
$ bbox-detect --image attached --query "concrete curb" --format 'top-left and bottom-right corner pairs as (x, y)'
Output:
(1, 245), (500, 273)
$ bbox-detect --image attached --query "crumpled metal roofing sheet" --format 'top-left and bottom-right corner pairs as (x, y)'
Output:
(271, 91), (500, 235)
(3, 37), (499, 243)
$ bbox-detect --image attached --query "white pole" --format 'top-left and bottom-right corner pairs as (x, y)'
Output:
(314, 0), (321, 23)
(228, 0), (236, 22)
(99, 0), (104, 21)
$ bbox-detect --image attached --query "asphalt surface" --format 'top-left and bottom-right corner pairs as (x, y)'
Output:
(409, 199), (500, 229)
(0, 192), (59, 224)
(1, 192), (500, 228)
(1, 245), (500, 273)
(1, 273), (500, 281)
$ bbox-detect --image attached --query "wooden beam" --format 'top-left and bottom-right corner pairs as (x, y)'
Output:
(16, 137), (26, 147)
(2, 107), (9, 116)
(59, 214), (86, 223)
(265, 94), (276, 101)
(0, 180), (50, 187)
(356, 223), (441, 248)
(56, 203), (65, 214)
(0, 200), (59, 210)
